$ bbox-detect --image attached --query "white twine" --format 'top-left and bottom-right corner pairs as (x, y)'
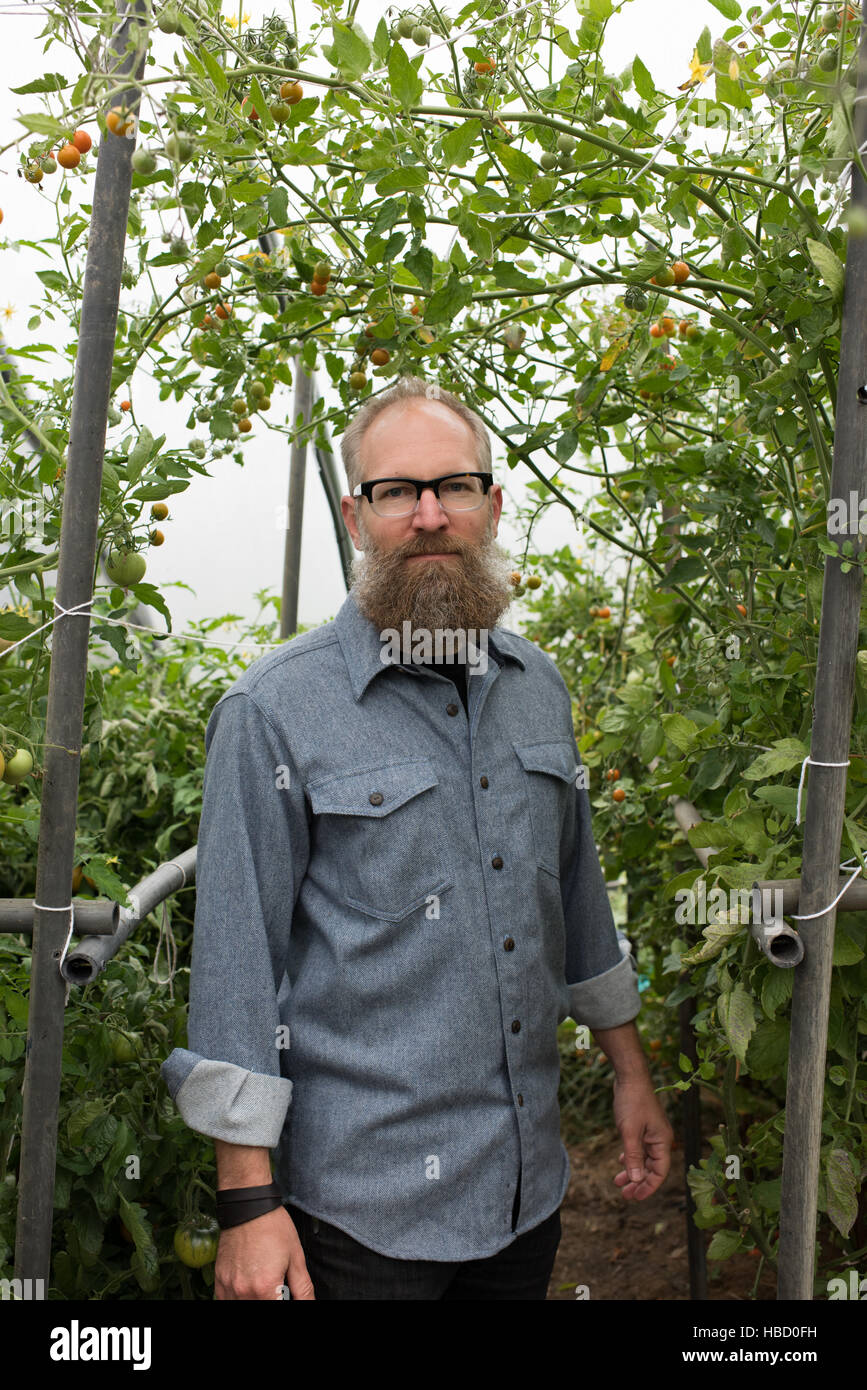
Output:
(0, 597), (95, 659)
(0, 595), (284, 658)
(149, 861), (187, 995)
(795, 754), (851, 826)
(30, 900), (74, 1000)
(790, 858), (864, 922)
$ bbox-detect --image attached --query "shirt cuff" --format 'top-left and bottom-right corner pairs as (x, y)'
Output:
(161, 1048), (292, 1148)
(566, 953), (642, 1030)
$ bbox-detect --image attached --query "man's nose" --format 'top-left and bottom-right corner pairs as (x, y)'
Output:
(412, 486), (449, 528)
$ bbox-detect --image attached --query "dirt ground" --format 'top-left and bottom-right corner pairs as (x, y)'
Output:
(548, 1131), (777, 1301)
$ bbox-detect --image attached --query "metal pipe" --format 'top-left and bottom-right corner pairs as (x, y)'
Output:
(670, 797), (805, 967)
(281, 360), (313, 638)
(0, 899), (118, 936)
(60, 848), (197, 985)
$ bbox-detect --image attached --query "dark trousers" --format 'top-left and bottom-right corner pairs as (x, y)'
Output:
(284, 1200), (561, 1301)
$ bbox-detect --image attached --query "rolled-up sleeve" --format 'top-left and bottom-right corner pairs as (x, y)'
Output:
(559, 741), (641, 1030)
(160, 690), (309, 1147)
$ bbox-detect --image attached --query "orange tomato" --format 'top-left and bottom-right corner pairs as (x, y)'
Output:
(57, 144), (81, 169)
(72, 129), (92, 153)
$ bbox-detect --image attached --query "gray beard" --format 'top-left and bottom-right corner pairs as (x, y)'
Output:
(349, 512), (518, 637)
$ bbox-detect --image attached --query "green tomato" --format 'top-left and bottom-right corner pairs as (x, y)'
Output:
(556, 132), (576, 154)
(174, 1217), (220, 1268)
(105, 549), (147, 586)
(397, 15), (415, 37)
(2, 749), (34, 785)
(214, 260), (231, 278)
(131, 148), (157, 175)
(165, 133), (195, 163)
(411, 24), (430, 45)
(539, 151), (558, 171)
(109, 1029), (141, 1064)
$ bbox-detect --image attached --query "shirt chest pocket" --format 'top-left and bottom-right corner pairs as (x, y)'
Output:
(306, 758), (453, 921)
(513, 740), (579, 879)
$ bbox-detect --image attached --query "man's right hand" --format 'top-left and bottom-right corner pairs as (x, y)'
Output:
(214, 1204), (315, 1300)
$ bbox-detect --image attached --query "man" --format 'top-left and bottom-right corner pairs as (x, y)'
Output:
(160, 375), (673, 1301)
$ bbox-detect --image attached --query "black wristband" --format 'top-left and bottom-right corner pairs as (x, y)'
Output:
(216, 1180), (283, 1230)
(216, 1182), (282, 1205)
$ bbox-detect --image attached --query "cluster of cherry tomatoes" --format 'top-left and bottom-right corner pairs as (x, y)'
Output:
(21, 128), (91, 185)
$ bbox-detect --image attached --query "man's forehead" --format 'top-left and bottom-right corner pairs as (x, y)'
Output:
(358, 398), (476, 466)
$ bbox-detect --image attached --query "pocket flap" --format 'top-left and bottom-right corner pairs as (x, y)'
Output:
(306, 759), (439, 817)
(513, 740), (578, 783)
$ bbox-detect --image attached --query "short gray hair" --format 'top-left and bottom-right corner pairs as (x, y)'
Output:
(340, 375), (492, 496)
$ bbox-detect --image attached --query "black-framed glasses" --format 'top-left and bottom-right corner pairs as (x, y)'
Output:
(352, 472), (494, 518)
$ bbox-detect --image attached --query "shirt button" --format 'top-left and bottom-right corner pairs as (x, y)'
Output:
(511, 1019), (521, 1033)
(504, 937), (515, 951)
(368, 792), (383, 805)
(446, 702), (459, 716)
(479, 775), (489, 788)
(491, 855), (503, 869)
(517, 1094), (524, 1107)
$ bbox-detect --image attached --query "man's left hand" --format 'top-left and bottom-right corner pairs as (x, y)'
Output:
(611, 1076), (675, 1201)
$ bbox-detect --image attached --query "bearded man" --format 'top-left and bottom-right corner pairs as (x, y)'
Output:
(161, 375), (673, 1301)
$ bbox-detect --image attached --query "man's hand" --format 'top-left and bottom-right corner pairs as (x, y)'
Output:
(215, 1204), (315, 1300)
(611, 1076), (674, 1202)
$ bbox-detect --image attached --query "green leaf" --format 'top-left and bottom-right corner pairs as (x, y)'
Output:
(0, 612), (35, 641)
(404, 244), (433, 291)
(707, 0), (741, 20)
(626, 247), (667, 282)
(661, 712), (699, 755)
(197, 43), (227, 95)
(660, 556), (706, 586)
(696, 26), (713, 64)
(17, 112), (68, 138)
(707, 1228), (743, 1261)
(441, 119), (481, 168)
(746, 1017), (789, 1078)
(632, 55), (655, 101)
(681, 918), (743, 965)
(825, 1149), (858, 1237)
(388, 42), (423, 109)
(638, 719), (665, 763)
(761, 965), (793, 1021)
(331, 21), (373, 79)
(496, 142), (539, 186)
(742, 738), (808, 781)
(805, 237), (845, 300)
(10, 73), (68, 95)
(126, 425), (156, 483)
(373, 16), (391, 61)
(832, 924), (864, 965)
(268, 186), (289, 229)
(36, 269), (68, 293)
(718, 983), (756, 1063)
(425, 271), (472, 322)
(375, 166), (428, 195)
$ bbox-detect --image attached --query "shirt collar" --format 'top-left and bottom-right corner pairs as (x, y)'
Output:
(334, 589), (527, 702)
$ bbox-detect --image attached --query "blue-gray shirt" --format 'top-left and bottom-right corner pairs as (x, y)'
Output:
(160, 591), (641, 1262)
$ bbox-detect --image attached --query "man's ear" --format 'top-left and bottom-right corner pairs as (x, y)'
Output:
(490, 483), (503, 535)
(341, 494), (364, 550)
